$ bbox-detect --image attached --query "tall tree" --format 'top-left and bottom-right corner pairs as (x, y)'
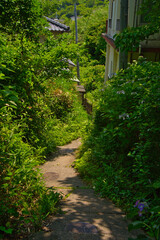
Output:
(0, 0), (43, 38)
(40, 0), (60, 17)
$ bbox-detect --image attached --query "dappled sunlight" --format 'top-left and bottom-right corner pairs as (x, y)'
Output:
(45, 138), (81, 162)
(33, 139), (141, 240)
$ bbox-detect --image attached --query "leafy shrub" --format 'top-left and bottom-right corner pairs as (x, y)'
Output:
(47, 89), (73, 119)
(75, 58), (160, 232)
(0, 32), (88, 150)
(80, 65), (105, 93)
(78, 7), (108, 64)
(0, 107), (62, 239)
(128, 200), (160, 240)
(0, 22), (89, 239)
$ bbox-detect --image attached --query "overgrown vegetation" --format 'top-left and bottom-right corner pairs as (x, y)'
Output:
(0, 1), (88, 239)
(40, 0), (108, 19)
(56, 2), (108, 106)
(75, 58), (160, 239)
(2, 0), (159, 239)
(70, 6), (108, 99)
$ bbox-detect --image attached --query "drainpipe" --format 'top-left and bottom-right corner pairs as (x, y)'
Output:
(119, 0), (128, 70)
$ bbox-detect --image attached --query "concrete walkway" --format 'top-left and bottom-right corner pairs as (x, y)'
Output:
(31, 139), (139, 240)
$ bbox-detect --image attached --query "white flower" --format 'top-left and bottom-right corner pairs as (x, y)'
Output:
(119, 113), (129, 120)
(117, 90), (125, 94)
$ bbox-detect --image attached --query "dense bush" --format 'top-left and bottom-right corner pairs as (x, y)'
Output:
(77, 7), (108, 65)
(75, 59), (160, 238)
(0, 32), (87, 150)
(80, 65), (105, 92)
(52, 0), (108, 19)
(0, 19), (88, 240)
(0, 105), (62, 238)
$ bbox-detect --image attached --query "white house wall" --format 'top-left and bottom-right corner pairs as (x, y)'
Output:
(105, 43), (119, 81)
(107, 0), (144, 37)
(104, 0), (160, 82)
(128, 0), (136, 27)
(108, 0), (120, 38)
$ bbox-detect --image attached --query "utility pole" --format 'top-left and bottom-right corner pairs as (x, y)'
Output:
(119, 0), (128, 70)
(74, 3), (80, 81)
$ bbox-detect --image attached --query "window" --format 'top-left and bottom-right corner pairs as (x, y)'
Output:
(109, 19), (112, 28)
(116, 19), (120, 31)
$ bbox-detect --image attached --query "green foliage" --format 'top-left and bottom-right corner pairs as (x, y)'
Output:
(128, 201), (160, 240)
(0, 108), (62, 238)
(55, 0), (108, 19)
(0, 0), (44, 38)
(47, 88), (73, 119)
(115, 24), (160, 52)
(0, 4), (89, 238)
(0, 1), (105, 238)
(75, 59), (160, 236)
(139, 0), (160, 26)
(77, 7), (108, 64)
(80, 65), (105, 92)
(40, 0), (60, 17)
(0, 31), (87, 150)
(0, 66), (18, 109)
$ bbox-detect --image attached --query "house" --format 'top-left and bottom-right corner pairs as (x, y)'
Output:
(102, 0), (160, 82)
(45, 16), (70, 36)
(40, 17), (70, 42)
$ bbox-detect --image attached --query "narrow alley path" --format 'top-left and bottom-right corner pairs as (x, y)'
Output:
(31, 139), (140, 240)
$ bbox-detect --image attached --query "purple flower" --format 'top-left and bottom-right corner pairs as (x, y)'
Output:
(138, 203), (145, 212)
(134, 200), (140, 207)
(134, 200), (149, 217)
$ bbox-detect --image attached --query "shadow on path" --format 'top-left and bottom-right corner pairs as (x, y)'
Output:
(31, 139), (141, 240)
(46, 147), (77, 162)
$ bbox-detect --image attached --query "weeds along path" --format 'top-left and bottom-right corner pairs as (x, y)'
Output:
(31, 139), (140, 240)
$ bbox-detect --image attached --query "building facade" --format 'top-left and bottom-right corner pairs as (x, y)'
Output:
(102, 0), (160, 81)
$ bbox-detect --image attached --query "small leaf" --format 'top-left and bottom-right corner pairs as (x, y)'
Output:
(4, 228), (13, 234)
(2, 183), (9, 188)
(4, 177), (11, 181)
(7, 172), (13, 176)
(128, 221), (144, 231)
(0, 226), (13, 234)
(151, 206), (160, 213)
(21, 192), (28, 196)
(152, 181), (160, 189)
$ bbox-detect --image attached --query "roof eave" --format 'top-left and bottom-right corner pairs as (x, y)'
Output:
(102, 33), (118, 50)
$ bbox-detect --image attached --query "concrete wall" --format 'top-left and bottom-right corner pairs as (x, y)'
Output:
(108, 0), (120, 37)
(104, 43), (119, 82)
